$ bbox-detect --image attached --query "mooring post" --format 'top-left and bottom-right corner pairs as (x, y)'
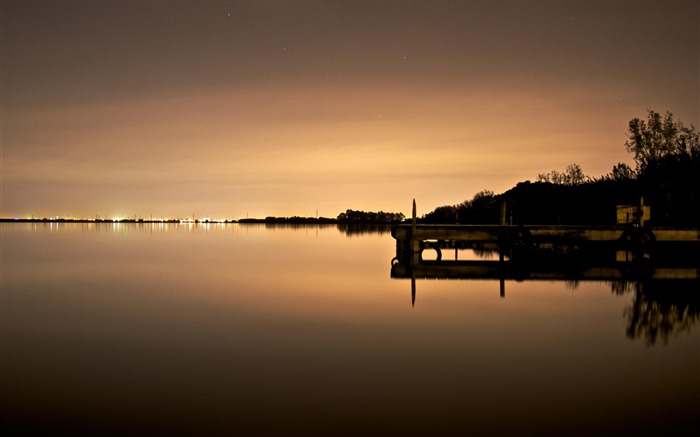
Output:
(411, 199), (420, 263)
(639, 196), (651, 227)
(412, 198), (416, 231)
(500, 199), (507, 226)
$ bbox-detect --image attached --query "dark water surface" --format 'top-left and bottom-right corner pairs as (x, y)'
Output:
(2, 223), (698, 435)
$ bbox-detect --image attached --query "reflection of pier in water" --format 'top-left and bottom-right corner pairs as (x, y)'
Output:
(391, 244), (698, 298)
(391, 219), (699, 344)
(392, 245), (699, 282)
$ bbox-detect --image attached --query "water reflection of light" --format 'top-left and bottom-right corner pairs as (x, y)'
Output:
(3, 224), (698, 436)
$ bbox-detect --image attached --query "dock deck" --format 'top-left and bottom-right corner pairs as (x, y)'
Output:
(391, 222), (699, 281)
(390, 223), (699, 304)
(392, 224), (699, 263)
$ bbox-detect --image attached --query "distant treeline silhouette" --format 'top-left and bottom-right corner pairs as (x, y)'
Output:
(6, 210), (406, 225)
(336, 209), (405, 224)
(423, 110), (699, 226)
(238, 216), (337, 224)
(236, 209), (405, 225)
(4, 214), (403, 225)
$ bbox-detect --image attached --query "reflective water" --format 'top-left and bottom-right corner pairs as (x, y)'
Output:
(1, 223), (698, 435)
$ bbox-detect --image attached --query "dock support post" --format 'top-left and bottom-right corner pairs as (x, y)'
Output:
(412, 199), (416, 232)
(500, 200), (507, 226)
(411, 199), (420, 264)
(411, 199), (418, 306)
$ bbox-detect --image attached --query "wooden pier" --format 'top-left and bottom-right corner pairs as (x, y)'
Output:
(390, 201), (699, 304)
(392, 200), (699, 264)
(392, 223), (699, 263)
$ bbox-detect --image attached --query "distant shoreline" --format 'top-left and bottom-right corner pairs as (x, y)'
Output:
(1, 217), (234, 224)
(1, 209), (407, 226)
(0, 217), (406, 225)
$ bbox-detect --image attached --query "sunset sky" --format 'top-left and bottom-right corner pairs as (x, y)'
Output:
(2, 0), (698, 219)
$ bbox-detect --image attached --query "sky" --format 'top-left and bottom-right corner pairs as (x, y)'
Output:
(1, 0), (698, 220)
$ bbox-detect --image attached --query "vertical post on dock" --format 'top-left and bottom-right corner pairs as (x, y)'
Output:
(639, 196), (651, 227)
(411, 199), (420, 263)
(500, 199), (507, 226)
(411, 199), (418, 306)
(412, 199), (416, 231)
(498, 204), (506, 298)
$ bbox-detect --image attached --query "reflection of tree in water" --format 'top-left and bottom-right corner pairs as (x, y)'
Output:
(612, 280), (700, 345)
(564, 280), (581, 291)
(337, 224), (392, 236)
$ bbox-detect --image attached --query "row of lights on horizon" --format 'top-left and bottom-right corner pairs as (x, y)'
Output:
(11, 215), (240, 223)
(11, 209), (324, 222)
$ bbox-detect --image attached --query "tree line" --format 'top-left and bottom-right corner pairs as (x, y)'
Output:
(235, 209), (405, 224)
(336, 209), (405, 223)
(424, 110), (699, 226)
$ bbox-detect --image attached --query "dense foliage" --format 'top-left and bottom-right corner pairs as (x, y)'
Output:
(236, 209), (405, 224)
(424, 110), (699, 226)
(336, 209), (405, 223)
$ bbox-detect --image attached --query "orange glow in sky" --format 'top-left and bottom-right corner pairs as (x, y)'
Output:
(2, 1), (698, 219)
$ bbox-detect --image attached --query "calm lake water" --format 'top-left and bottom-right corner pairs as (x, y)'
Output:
(2, 223), (698, 435)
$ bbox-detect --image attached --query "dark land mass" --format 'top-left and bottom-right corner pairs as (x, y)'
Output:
(423, 170), (698, 227)
(424, 110), (699, 227)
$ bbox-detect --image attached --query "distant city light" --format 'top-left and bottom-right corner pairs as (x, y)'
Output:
(2, 215), (242, 224)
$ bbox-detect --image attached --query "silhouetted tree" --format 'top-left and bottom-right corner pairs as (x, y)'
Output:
(537, 163), (587, 185)
(625, 110), (699, 173)
(337, 209), (404, 223)
(565, 163), (586, 185)
(605, 162), (635, 181)
(423, 190), (499, 224)
(423, 205), (458, 223)
(458, 190), (499, 223)
(471, 189), (495, 204)
(624, 111), (700, 225)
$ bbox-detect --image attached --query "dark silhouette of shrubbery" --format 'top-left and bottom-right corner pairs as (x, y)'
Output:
(424, 110), (699, 226)
(337, 209), (405, 224)
(235, 209), (406, 225)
